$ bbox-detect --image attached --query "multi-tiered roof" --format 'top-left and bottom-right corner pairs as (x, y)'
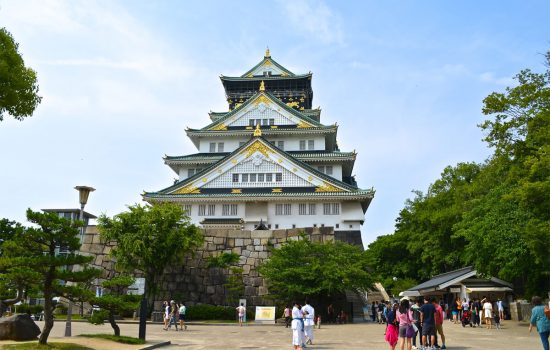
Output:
(143, 50), (374, 214)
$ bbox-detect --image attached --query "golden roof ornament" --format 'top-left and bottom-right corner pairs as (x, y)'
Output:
(253, 123), (262, 137)
(265, 47), (270, 58)
(259, 80), (265, 91)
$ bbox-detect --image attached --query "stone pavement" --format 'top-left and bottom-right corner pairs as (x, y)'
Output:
(0, 320), (541, 349)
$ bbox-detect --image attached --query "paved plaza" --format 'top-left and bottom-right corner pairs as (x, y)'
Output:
(0, 320), (541, 350)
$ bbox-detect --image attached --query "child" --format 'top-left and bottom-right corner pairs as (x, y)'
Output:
(493, 311), (501, 329)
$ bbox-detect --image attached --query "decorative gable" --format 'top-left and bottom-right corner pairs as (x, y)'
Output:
(246, 58), (288, 77)
(168, 138), (347, 195)
(208, 93), (315, 130)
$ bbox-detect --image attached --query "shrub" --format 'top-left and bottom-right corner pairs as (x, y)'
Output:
(16, 304), (44, 315)
(186, 304), (254, 321)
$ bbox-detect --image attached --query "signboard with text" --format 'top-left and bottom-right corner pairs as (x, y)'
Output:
(255, 306), (276, 324)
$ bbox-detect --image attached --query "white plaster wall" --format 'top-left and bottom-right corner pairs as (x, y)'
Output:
(198, 135), (326, 153)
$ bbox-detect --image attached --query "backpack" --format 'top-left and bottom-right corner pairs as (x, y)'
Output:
(544, 306), (550, 320)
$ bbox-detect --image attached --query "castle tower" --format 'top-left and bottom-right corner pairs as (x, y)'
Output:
(143, 51), (374, 245)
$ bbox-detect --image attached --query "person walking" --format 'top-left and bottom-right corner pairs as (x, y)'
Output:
(411, 300), (422, 350)
(379, 301), (386, 324)
(433, 299), (446, 349)
(482, 298), (493, 329)
(420, 297), (436, 350)
(162, 301), (170, 331)
(236, 303), (246, 327)
(529, 296), (550, 350)
(497, 298), (505, 324)
(169, 300), (179, 330)
(291, 301), (304, 350)
(396, 299), (414, 350)
(385, 303), (399, 350)
(283, 305), (291, 328)
(302, 299), (315, 345)
(178, 301), (187, 331)
(372, 302), (378, 322)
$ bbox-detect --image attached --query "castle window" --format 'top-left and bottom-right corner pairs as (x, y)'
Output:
(188, 169), (195, 177)
(336, 224), (340, 229)
(258, 173), (265, 182)
(275, 173), (282, 182)
(266, 173), (273, 182)
(232, 174), (239, 182)
(323, 203), (340, 215)
(242, 174), (248, 182)
(222, 204), (238, 216)
(308, 140), (315, 150)
(207, 204), (216, 216)
(269, 119), (275, 125)
(277, 141), (284, 150)
(209, 142), (216, 152)
(309, 203), (316, 215)
(299, 203), (307, 215)
(326, 166), (333, 175)
(218, 142), (224, 152)
(183, 205), (192, 215)
(317, 166), (324, 173)
(249, 119), (255, 126)
(299, 140), (306, 150)
(198, 205), (206, 216)
(275, 203), (292, 216)
(250, 173), (257, 182)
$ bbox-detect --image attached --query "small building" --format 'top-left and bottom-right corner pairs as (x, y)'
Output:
(400, 266), (514, 304)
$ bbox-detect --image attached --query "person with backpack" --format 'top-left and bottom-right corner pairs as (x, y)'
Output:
(529, 296), (550, 350)
(411, 300), (422, 350)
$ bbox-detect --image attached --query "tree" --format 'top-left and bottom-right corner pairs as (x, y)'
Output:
(0, 210), (99, 345)
(258, 237), (373, 302)
(97, 203), (203, 314)
(206, 252), (244, 305)
(88, 275), (141, 336)
(0, 28), (42, 122)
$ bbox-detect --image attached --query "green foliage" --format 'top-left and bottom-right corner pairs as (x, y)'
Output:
(225, 267), (245, 306)
(97, 203), (203, 314)
(364, 50), (550, 297)
(0, 27), (42, 122)
(258, 236), (373, 301)
(79, 334), (145, 345)
(0, 209), (100, 345)
(186, 304), (252, 320)
(14, 303), (44, 315)
(88, 275), (140, 336)
(206, 252), (240, 268)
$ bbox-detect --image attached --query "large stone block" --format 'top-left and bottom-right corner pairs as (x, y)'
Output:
(242, 265), (251, 274)
(258, 252), (268, 259)
(235, 238), (244, 246)
(272, 230), (287, 239)
(242, 250), (251, 257)
(0, 314), (41, 341)
(254, 245), (263, 251)
(213, 237), (225, 245)
(258, 286), (269, 295)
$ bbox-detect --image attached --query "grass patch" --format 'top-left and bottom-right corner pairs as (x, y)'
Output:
(1, 342), (93, 350)
(78, 334), (145, 345)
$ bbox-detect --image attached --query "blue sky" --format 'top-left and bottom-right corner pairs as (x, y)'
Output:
(0, 0), (548, 246)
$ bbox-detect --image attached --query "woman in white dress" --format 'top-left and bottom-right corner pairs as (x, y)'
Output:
(482, 299), (493, 329)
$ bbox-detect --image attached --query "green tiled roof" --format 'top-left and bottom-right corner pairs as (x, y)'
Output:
(200, 91), (323, 131)
(146, 136), (368, 197)
(220, 73), (312, 82)
(164, 151), (356, 163)
(239, 56), (295, 78)
(187, 124), (336, 136)
(145, 189), (374, 200)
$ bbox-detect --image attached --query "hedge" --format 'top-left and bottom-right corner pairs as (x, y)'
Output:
(186, 304), (255, 321)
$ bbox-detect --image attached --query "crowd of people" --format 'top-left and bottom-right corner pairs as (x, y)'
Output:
(284, 299), (315, 350)
(370, 296), (511, 350)
(162, 300), (187, 331)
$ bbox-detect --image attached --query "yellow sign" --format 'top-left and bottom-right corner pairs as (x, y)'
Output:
(255, 306), (276, 323)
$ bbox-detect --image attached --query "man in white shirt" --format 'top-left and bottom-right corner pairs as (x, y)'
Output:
(291, 301), (304, 350)
(302, 299), (315, 345)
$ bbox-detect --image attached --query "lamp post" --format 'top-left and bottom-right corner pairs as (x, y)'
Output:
(64, 186), (95, 337)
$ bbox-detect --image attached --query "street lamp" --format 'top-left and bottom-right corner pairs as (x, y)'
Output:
(65, 185), (95, 337)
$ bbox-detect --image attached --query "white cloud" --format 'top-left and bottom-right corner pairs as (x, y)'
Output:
(279, 0), (344, 45)
(479, 71), (515, 86)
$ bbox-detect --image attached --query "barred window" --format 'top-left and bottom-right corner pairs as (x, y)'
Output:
(222, 204), (236, 216)
(183, 205), (192, 215)
(242, 174), (248, 182)
(275, 204), (283, 215)
(318, 166), (325, 173)
(309, 203), (316, 215)
(198, 205), (206, 216)
(308, 140), (314, 150)
(258, 173), (265, 182)
(230, 204), (238, 215)
(299, 203), (307, 215)
(209, 142), (216, 152)
(326, 166), (333, 175)
(207, 204), (216, 216)
(284, 204), (292, 215)
(232, 174), (239, 182)
(250, 173), (257, 182)
(218, 142), (224, 152)
(266, 173), (273, 182)
(277, 141), (284, 150)
(269, 119), (275, 125)
(323, 203), (340, 215)
(299, 140), (306, 150)
(275, 173), (282, 182)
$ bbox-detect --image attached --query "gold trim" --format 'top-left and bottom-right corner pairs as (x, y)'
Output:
(297, 121), (313, 128)
(286, 101), (299, 108)
(292, 168), (297, 172)
(253, 123), (262, 137)
(241, 140), (274, 158)
(231, 189), (242, 194)
(202, 177), (208, 183)
(252, 94), (270, 106)
(245, 126), (253, 130)
(259, 80), (265, 91)
(315, 182), (344, 193)
(174, 184), (201, 194)
(231, 159), (237, 164)
(265, 47), (270, 58)
(272, 188), (282, 193)
(270, 125), (278, 129)
(210, 123), (227, 131)
(308, 176), (313, 181)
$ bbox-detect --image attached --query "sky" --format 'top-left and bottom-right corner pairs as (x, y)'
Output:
(0, 0), (548, 247)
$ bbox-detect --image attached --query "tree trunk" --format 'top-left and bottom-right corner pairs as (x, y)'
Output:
(39, 290), (53, 345)
(108, 312), (120, 336)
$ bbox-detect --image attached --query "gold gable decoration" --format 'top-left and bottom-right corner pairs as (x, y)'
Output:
(265, 47), (270, 58)
(259, 80), (265, 91)
(174, 184), (201, 194)
(297, 121), (313, 128)
(315, 182), (344, 193)
(241, 140), (274, 158)
(210, 123), (227, 131)
(253, 94), (270, 106)
(253, 123), (262, 137)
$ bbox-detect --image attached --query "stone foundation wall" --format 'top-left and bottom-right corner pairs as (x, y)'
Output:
(81, 226), (337, 310)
